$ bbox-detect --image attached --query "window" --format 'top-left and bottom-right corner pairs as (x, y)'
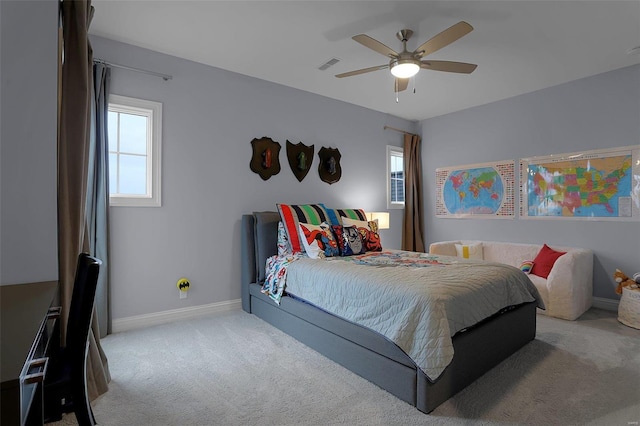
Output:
(387, 145), (404, 209)
(108, 95), (162, 207)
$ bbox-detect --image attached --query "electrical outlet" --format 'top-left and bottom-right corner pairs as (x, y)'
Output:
(177, 277), (190, 299)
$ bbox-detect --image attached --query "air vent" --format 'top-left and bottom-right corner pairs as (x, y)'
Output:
(628, 46), (640, 56)
(318, 57), (341, 71)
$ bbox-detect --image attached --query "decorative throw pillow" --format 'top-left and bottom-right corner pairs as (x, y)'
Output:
(277, 221), (292, 256)
(519, 260), (534, 274)
(341, 217), (382, 252)
(319, 204), (341, 226)
(277, 203), (332, 253)
(320, 204), (367, 225)
(331, 225), (365, 256)
(298, 222), (340, 259)
(530, 244), (566, 279)
(336, 208), (368, 222)
(454, 242), (483, 260)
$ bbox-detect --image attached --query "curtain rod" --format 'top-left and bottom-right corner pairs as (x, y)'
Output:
(383, 125), (416, 136)
(93, 58), (173, 81)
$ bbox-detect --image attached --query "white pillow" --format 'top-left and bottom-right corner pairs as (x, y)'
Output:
(455, 242), (483, 260)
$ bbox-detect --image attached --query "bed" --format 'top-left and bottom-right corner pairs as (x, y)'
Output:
(241, 211), (541, 413)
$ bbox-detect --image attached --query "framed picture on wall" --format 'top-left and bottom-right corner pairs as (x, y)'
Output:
(436, 160), (515, 219)
(519, 145), (640, 221)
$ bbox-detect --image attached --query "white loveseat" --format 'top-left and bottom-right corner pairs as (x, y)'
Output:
(428, 240), (593, 320)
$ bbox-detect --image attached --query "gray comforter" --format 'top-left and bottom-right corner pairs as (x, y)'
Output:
(283, 250), (544, 381)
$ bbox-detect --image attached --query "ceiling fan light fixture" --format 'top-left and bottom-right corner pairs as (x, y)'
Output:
(390, 60), (420, 78)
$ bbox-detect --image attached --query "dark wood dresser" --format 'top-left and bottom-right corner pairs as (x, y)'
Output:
(1, 281), (58, 426)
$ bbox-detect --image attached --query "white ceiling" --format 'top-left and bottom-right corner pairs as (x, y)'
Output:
(90, 1), (640, 122)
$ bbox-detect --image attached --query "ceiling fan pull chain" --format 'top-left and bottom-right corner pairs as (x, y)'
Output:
(395, 79), (399, 103)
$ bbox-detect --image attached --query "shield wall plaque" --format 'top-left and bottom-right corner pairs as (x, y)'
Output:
(318, 147), (342, 184)
(250, 137), (281, 180)
(286, 140), (314, 182)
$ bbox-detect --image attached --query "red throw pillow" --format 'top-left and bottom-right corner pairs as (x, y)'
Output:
(530, 244), (566, 279)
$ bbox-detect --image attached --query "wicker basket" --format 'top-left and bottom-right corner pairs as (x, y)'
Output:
(618, 287), (640, 330)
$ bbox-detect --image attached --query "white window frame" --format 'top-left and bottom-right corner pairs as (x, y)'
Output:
(108, 94), (162, 207)
(386, 145), (405, 209)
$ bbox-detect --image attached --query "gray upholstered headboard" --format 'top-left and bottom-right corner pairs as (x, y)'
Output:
(240, 211), (280, 312)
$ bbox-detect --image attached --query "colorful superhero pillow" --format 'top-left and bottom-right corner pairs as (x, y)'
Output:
(277, 221), (292, 256)
(298, 222), (340, 259)
(331, 225), (365, 256)
(276, 203), (333, 253)
(341, 217), (382, 252)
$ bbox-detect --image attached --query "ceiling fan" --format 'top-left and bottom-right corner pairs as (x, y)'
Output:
(336, 21), (477, 92)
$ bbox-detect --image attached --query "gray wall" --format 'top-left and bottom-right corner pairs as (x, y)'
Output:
(421, 64), (640, 300)
(90, 36), (414, 320)
(2, 3), (634, 313)
(0, 0), (58, 285)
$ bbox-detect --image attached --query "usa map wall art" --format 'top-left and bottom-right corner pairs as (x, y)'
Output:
(520, 145), (640, 221)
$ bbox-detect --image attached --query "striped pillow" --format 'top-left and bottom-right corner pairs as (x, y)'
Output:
(276, 204), (332, 253)
(320, 204), (367, 225)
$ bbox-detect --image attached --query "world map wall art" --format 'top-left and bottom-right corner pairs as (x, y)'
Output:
(436, 145), (640, 221)
(436, 160), (516, 218)
(520, 145), (640, 221)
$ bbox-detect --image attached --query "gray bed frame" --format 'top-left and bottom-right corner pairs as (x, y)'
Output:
(241, 211), (537, 413)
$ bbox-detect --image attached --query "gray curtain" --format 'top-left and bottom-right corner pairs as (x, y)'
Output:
(58, 0), (110, 401)
(87, 63), (111, 337)
(85, 63), (112, 398)
(401, 133), (425, 252)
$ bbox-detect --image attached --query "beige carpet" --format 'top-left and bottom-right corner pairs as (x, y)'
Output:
(51, 308), (640, 426)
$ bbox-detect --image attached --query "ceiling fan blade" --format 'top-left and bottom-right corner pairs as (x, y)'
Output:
(414, 21), (473, 57)
(335, 64), (388, 78)
(352, 34), (399, 58)
(394, 78), (409, 93)
(421, 60), (477, 74)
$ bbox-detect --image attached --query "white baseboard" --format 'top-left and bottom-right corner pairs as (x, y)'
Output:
(592, 297), (619, 312)
(111, 296), (619, 332)
(112, 299), (242, 333)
